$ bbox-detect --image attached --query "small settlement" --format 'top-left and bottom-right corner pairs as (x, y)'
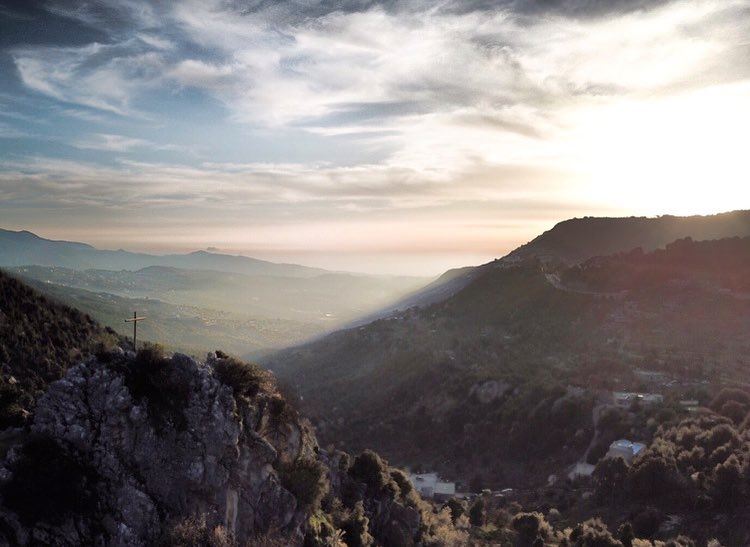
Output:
(408, 472), (456, 502)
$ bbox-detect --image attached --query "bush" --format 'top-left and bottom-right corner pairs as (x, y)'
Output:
(349, 450), (394, 494)
(445, 498), (466, 524)
(0, 379), (30, 428)
(163, 515), (233, 547)
(213, 356), (270, 400)
(567, 518), (620, 546)
(631, 506), (663, 538)
(1, 435), (99, 526)
(122, 345), (191, 431)
(390, 468), (417, 504)
(511, 512), (551, 546)
(469, 498), (486, 527)
(340, 502), (373, 547)
(279, 457), (329, 510)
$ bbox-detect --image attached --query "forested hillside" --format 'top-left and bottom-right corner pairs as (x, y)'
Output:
(268, 237), (750, 488)
(0, 236), (739, 545)
(0, 269), (119, 428)
(376, 210), (750, 318)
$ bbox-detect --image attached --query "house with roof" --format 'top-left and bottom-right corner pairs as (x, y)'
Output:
(606, 439), (646, 463)
(679, 399), (700, 412)
(568, 462), (596, 480)
(409, 472), (456, 500)
(613, 391), (664, 408)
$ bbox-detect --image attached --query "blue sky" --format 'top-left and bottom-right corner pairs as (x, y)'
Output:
(1, 0), (749, 274)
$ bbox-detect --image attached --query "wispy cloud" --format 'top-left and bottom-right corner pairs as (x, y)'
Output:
(1, 0), (749, 272)
(72, 133), (153, 151)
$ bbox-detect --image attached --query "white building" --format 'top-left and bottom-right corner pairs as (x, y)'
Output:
(613, 391), (664, 408)
(679, 399), (700, 412)
(606, 439), (646, 463)
(409, 473), (455, 500)
(568, 462), (595, 480)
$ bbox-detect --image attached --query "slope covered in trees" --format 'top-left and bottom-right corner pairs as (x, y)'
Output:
(0, 269), (119, 428)
(0, 235), (739, 545)
(267, 237), (750, 491)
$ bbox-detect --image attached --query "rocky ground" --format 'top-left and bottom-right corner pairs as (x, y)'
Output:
(0, 348), (452, 546)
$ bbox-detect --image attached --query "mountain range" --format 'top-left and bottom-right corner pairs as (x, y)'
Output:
(0, 229), (326, 278)
(0, 229), (427, 354)
(3, 212), (750, 544)
(265, 210), (750, 491)
(375, 210), (750, 316)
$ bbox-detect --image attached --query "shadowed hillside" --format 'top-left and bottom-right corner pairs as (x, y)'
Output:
(267, 237), (750, 489)
(508, 210), (750, 264)
(369, 210), (750, 319)
(0, 269), (120, 428)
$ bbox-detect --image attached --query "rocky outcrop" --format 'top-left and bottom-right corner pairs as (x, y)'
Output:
(0, 350), (310, 545)
(0, 349), (444, 546)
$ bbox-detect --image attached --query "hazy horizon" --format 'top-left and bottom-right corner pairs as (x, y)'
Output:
(1, 0), (749, 275)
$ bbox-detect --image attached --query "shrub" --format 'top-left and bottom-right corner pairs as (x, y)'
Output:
(213, 356), (270, 400)
(1, 435), (99, 526)
(421, 506), (469, 546)
(163, 515), (233, 547)
(664, 536), (696, 547)
(390, 468), (418, 504)
(304, 511), (345, 547)
(567, 518), (620, 546)
(0, 379), (29, 428)
(445, 498), (466, 524)
(469, 498), (486, 528)
(279, 457), (329, 510)
(711, 454), (745, 508)
(340, 502), (373, 547)
(618, 522), (635, 547)
(631, 506), (663, 538)
(349, 450), (395, 495)
(511, 512), (551, 546)
(122, 345), (190, 431)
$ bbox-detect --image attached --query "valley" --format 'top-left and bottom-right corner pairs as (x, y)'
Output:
(3, 211), (750, 545)
(0, 229), (428, 356)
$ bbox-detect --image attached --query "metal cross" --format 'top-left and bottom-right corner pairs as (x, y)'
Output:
(124, 311), (146, 350)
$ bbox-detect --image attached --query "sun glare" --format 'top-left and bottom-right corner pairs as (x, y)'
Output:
(580, 81), (750, 216)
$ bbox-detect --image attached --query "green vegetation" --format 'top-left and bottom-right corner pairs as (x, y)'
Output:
(279, 457), (329, 510)
(269, 237), (750, 495)
(109, 344), (192, 431)
(595, 389), (750, 513)
(15, 274), (323, 357)
(0, 269), (120, 428)
(213, 354), (272, 400)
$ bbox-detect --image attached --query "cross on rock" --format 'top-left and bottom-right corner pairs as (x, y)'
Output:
(124, 311), (146, 350)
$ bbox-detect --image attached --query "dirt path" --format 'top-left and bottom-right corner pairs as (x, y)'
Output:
(544, 273), (624, 298)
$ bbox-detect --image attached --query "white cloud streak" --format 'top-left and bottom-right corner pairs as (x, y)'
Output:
(3, 0), (750, 270)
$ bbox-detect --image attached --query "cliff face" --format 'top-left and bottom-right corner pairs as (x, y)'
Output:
(0, 349), (439, 546)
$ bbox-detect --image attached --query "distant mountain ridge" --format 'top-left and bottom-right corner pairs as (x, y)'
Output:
(377, 210), (750, 314)
(0, 228), (328, 278)
(266, 210), (750, 493)
(507, 209), (750, 264)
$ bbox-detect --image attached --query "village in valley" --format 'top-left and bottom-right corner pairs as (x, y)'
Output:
(407, 366), (718, 505)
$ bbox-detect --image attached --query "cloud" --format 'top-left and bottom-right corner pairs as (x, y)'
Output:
(1, 0), (749, 270)
(0, 154), (579, 213)
(71, 133), (153, 151)
(15, 0), (748, 130)
(12, 40), (166, 116)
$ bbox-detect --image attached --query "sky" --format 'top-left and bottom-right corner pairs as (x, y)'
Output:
(0, 0), (749, 275)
